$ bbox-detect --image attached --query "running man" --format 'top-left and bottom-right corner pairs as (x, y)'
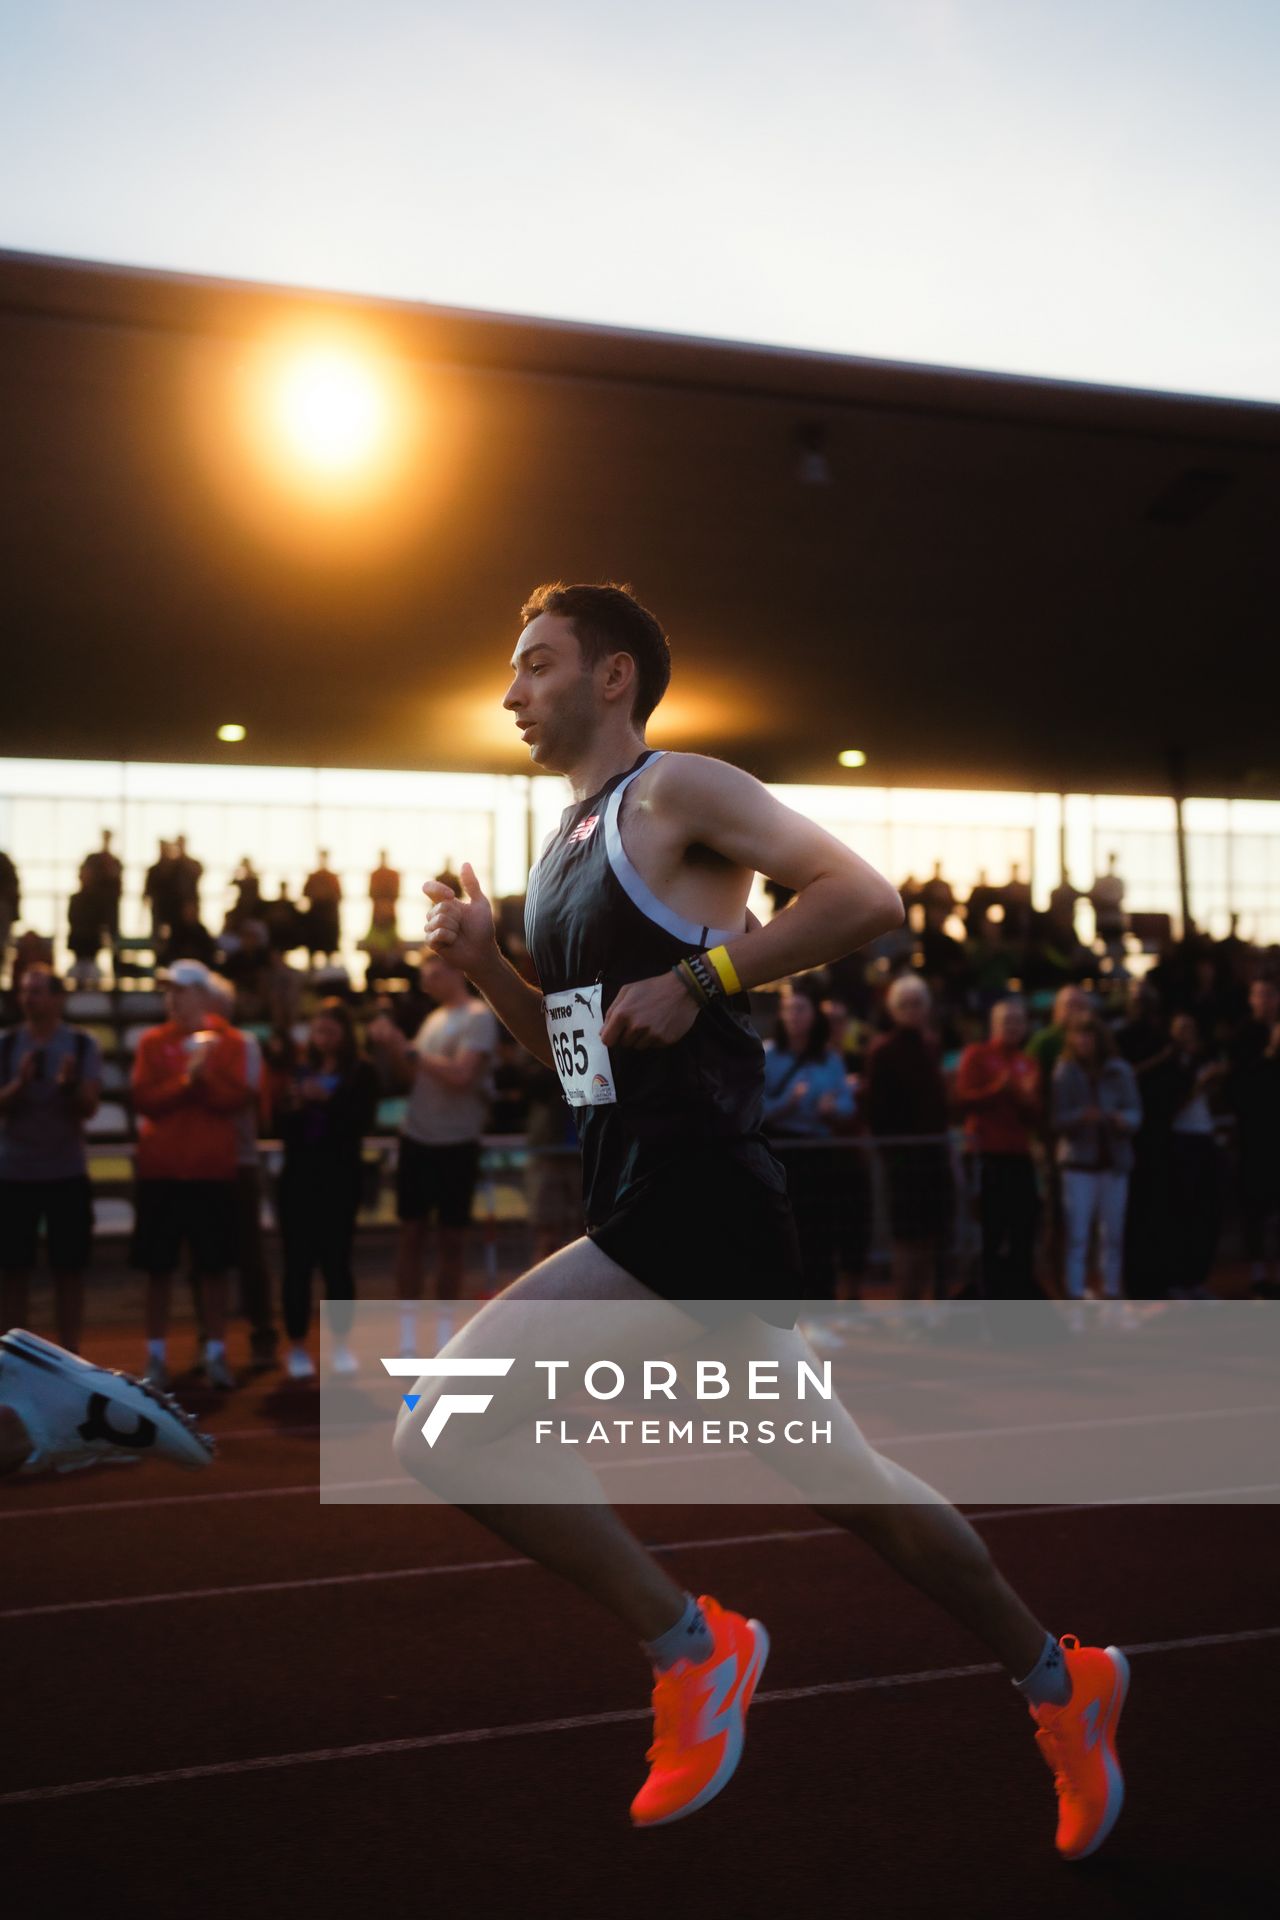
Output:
(397, 582), (1128, 1858)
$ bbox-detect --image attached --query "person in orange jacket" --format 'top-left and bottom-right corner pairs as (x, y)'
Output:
(130, 960), (250, 1389)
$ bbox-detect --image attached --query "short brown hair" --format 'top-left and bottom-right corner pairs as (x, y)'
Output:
(520, 582), (671, 724)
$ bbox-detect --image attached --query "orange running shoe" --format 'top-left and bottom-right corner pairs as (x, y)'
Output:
(1031, 1635), (1130, 1861)
(630, 1595), (770, 1828)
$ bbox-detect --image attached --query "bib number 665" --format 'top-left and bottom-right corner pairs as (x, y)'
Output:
(551, 1028), (589, 1077)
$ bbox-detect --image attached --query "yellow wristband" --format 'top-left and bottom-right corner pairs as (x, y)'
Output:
(706, 945), (743, 997)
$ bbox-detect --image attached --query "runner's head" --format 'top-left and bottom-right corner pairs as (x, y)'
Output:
(505, 583), (671, 772)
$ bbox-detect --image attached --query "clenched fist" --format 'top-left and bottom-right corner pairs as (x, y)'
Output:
(599, 971), (701, 1050)
(422, 862), (500, 976)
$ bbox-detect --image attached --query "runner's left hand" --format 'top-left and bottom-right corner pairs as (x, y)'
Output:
(600, 972), (700, 1050)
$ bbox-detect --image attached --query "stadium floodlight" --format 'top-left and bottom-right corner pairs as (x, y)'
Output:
(272, 350), (389, 474)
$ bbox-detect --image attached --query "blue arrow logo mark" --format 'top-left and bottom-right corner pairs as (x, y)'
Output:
(402, 1394), (421, 1411)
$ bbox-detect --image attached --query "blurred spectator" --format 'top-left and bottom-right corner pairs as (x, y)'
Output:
(164, 898), (218, 968)
(369, 956), (497, 1350)
(964, 870), (997, 940)
(67, 866), (106, 984)
(360, 899), (410, 986)
(763, 981), (863, 1297)
(919, 862), (955, 928)
(143, 839), (178, 948)
(205, 977), (277, 1372)
(1000, 863), (1034, 942)
(1027, 985), (1090, 1082)
(1227, 976), (1280, 1299)
(303, 852), (342, 962)
(263, 882), (305, 956)
(10, 930), (54, 993)
(171, 835), (203, 914)
(1050, 1013), (1142, 1312)
(130, 960), (250, 1388)
(1029, 987), (1091, 1284)
(865, 975), (953, 1303)
(0, 849), (18, 967)
(0, 966), (101, 1351)
(966, 912), (1020, 1009)
(489, 1030), (533, 1135)
(271, 999), (378, 1381)
(1091, 852), (1126, 954)
(1114, 984), (1181, 1299)
(80, 830), (123, 950)
(1046, 872), (1081, 948)
(228, 857), (262, 930)
(523, 1059), (584, 1263)
(955, 997), (1042, 1299)
(219, 918), (273, 1019)
(1166, 1012), (1225, 1298)
(819, 985), (865, 1072)
(369, 850), (400, 922)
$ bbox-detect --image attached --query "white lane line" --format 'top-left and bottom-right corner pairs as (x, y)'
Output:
(0, 1481), (326, 1519)
(881, 1402), (1279, 1447)
(5, 1492), (1276, 1621)
(8, 1431), (1280, 1524)
(1, 1624), (1274, 1808)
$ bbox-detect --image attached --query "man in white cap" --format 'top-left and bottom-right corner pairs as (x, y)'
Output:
(130, 961), (251, 1388)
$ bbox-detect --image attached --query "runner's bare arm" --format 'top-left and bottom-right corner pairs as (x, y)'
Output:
(422, 866), (555, 1068)
(653, 753), (903, 985)
(600, 757), (901, 1050)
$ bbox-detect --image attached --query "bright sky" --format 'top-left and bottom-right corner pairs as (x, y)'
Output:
(2, 0), (1277, 402)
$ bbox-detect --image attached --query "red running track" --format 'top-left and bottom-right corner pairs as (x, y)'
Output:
(3, 1332), (1277, 1920)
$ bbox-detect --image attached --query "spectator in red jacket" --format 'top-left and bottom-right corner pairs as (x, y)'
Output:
(955, 998), (1042, 1298)
(130, 960), (249, 1389)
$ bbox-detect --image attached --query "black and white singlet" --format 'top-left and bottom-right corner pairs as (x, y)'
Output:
(524, 748), (785, 1232)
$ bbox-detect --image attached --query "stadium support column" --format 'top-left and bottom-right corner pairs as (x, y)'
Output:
(1168, 746), (1192, 938)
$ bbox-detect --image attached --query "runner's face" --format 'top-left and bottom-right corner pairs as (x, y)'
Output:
(504, 614), (599, 773)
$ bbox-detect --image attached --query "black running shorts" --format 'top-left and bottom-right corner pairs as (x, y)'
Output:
(395, 1137), (482, 1228)
(131, 1178), (237, 1275)
(0, 1176), (94, 1272)
(588, 1150), (804, 1329)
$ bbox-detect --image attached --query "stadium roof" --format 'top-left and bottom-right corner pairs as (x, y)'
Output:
(2, 247), (1277, 796)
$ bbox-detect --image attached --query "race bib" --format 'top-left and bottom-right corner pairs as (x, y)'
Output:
(543, 984), (617, 1107)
